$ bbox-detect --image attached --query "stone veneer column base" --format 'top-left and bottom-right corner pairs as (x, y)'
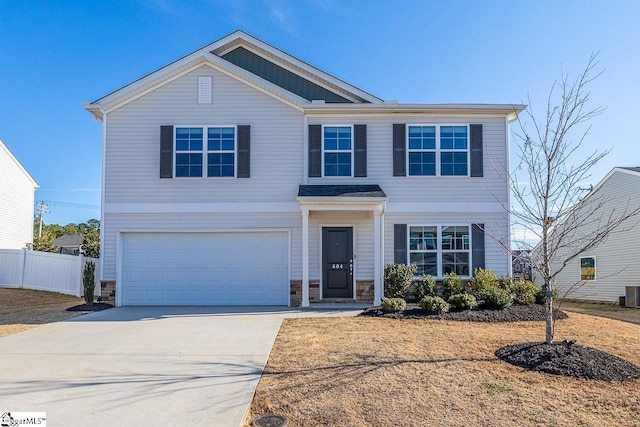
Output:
(356, 280), (375, 303)
(100, 281), (116, 303)
(290, 280), (321, 306)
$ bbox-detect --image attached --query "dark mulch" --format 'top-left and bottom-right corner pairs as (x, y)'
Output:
(361, 303), (568, 323)
(66, 303), (114, 312)
(496, 342), (640, 381)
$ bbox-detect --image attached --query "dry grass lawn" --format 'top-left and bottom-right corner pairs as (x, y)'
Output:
(0, 288), (86, 337)
(247, 312), (640, 426)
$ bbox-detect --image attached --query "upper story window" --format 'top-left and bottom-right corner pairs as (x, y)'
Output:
(407, 125), (468, 176)
(323, 126), (352, 176)
(175, 126), (235, 177)
(409, 225), (470, 277)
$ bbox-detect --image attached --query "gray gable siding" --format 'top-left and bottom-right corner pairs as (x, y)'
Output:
(221, 47), (353, 103)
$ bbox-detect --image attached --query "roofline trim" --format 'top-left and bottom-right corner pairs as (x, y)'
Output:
(0, 138), (39, 188)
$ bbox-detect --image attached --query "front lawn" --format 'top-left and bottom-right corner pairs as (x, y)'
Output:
(246, 312), (640, 426)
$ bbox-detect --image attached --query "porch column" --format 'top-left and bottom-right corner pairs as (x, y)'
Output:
(373, 207), (382, 306)
(301, 207), (310, 307)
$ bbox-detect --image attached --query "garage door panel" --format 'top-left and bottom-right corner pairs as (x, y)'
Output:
(121, 232), (289, 306)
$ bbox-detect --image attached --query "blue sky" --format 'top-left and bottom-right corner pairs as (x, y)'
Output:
(1, 0), (639, 225)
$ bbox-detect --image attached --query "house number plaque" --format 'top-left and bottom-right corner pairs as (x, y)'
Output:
(331, 264), (344, 269)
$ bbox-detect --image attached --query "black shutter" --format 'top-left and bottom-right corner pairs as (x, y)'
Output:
(308, 124), (321, 177)
(470, 124), (483, 177)
(237, 125), (250, 178)
(160, 125), (173, 178)
(354, 124), (367, 177)
(394, 224), (408, 264)
(393, 124), (406, 176)
(471, 223), (485, 274)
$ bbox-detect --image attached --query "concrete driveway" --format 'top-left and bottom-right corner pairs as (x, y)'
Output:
(0, 306), (362, 426)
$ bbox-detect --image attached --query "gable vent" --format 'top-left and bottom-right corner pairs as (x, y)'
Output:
(198, 76), (212, 104)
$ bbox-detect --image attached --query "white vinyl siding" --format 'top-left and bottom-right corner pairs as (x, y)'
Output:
(104, 65), (303, 205)
(0, 142), (37, 249)
(307, 115), (508, 204)
(541, 170), (640, 302)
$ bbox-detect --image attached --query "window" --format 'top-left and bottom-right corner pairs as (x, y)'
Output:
(175, 126), (235, 177)
(409, 225), (470, 276)
(323, 126), (352, 176)
(580, 256), (596, 280)
(408, 125), (468, 176)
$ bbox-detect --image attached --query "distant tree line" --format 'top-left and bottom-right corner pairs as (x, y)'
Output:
(33, 218), (100, 258)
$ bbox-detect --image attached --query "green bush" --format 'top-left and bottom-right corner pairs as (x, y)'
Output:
(509, 280), (539, 305)
(384, 263), (417, 298)
(448, 293), (478, 310)
(82, 261), (96, 305)
(535, 287), (559, 305)
(442, 272), (465, 299)
(478, 286), (512, 309)
(419, 296), (450, 314)
(380, 298), (407, 313)
(470, 268), (500, 295)
(414, 274), (436, 301)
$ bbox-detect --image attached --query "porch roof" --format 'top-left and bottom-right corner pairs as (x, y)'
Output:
(297, 184), (387, 198)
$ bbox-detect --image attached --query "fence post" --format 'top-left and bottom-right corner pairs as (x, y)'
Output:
(77, 254), (84, 298)
(19, 248), (27, 288)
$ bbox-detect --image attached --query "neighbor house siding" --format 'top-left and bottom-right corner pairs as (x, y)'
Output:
(543, 170), (640, 302)
(0, 142), (37, 249)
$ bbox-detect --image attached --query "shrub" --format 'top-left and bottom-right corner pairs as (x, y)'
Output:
(384, 263), (417, 298)
(380, 298), (407, 313)
(448, 293), (478, 310)
(535, 287), (559, 305)
(414, 274), (436, 301)
(478, 286), (512, 309)
(419, 296), (449, 314)
(442, 272), (465, 299)
(509, 280), (539, 305)
(82, 261), (96, 305)
(470, 268), (500, 295)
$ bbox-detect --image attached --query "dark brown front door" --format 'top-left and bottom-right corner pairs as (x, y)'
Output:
(322, 227), (353, 298)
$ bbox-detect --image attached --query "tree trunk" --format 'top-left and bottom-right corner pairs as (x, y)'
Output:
(545, 284), (554, 344)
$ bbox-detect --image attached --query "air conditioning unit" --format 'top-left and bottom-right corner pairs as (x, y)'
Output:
(625, 287), (640, 308)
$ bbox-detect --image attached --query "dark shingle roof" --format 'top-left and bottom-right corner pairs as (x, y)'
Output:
(298, 185), (386, 198)
(620, 167), (640, 172)
(52, 234), (84, 247)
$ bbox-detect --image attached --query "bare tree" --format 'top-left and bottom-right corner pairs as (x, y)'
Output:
(507, 53), (640, 344)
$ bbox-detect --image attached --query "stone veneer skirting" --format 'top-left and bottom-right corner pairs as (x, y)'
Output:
(290, 279), (374, 306)
(100, 281), (116, 303)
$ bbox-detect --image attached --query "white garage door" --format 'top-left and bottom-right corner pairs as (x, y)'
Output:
(121, 232), (289, 306)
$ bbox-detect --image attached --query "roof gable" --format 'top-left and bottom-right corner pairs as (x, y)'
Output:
(0, 138), (38, 187)
(84, 30), (382, 120)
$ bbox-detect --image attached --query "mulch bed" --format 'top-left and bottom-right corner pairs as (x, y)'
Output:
(361, 303), (568, 322)
(496, 342), (640, 381)
(66, 303), (114, 312)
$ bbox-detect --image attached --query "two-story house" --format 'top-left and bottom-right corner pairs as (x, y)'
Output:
(84, 31), (524, 307)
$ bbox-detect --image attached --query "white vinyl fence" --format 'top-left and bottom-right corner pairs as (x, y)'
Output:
(0, 249), (100, 297)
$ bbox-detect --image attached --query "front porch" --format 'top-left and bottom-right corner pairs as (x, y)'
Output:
(296, 185), (387, 308)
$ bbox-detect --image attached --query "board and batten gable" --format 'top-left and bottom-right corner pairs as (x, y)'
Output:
(542, 168), (640, 302)
(0, 140), (38, 249)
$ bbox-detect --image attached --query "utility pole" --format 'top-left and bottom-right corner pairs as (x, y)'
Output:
(35, 201), (49, 238)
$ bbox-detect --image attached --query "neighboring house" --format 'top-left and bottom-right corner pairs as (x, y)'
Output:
(0, 138), (38, 249)
(52, 234), (84, 255)
(533, 167), (640, 303)
(83, 30), (524, 307)
(512, 250), (532, 281)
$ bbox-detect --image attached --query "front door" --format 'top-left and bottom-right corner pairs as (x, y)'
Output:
(322, 227), (353, 298)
